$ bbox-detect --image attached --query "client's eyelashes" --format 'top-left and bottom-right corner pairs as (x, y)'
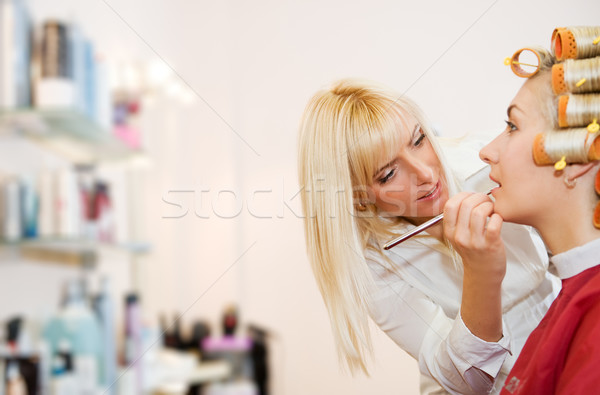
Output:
(505, 120), (518, 132)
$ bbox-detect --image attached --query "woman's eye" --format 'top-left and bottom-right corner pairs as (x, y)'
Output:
(378, 168), (396, 184)
(505, 120), (517, 133)
(414, 132), (426, 147)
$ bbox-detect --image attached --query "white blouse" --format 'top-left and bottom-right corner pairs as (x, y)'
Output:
(365, 137), (562, 395)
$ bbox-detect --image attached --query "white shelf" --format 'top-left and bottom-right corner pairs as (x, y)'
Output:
(0, 109), (143, 164)
(0, 238), (151, 268)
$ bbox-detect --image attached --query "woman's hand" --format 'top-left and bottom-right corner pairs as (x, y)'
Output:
(443, 192), (506, 280)
(443, 192), (506, 342)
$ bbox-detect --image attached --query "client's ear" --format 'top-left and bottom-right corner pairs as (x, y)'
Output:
(568, 162), (598, 180)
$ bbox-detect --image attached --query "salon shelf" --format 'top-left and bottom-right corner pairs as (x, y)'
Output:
(0, 109), (143, 164)
(0, 238), (152, 267)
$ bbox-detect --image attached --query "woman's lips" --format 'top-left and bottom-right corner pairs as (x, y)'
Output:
(489, 176), (501, 196)
(418, 181), (441, 201)
(489, 175), (501, 186)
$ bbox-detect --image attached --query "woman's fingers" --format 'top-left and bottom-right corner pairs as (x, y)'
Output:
(444, 192), (495, 244)
(470, 201), (494, 238)
(485, 213), (504, 242)
(443, 192), (473, 238)
(444, 192), (507, 282)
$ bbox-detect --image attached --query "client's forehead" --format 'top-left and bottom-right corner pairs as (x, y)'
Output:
(510, 77), (548, 115)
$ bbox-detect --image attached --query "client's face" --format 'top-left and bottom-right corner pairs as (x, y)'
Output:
(370, 117), (448, 222)
(479, 75), (558, 227)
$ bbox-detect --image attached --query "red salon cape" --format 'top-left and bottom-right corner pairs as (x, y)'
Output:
(500, 265), (600, 394)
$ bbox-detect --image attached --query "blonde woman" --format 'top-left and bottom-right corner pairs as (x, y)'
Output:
(297, 79), (561, 394)
(458, 28), (600, 394)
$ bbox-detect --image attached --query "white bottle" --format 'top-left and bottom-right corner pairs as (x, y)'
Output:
(5, 361), (27, 395)
(56, 169), (81, 238)
(38, 170), (56, 238)
(2, 178), (22, 242)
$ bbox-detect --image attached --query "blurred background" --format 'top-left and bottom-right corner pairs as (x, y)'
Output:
(0, 0), (598, 394)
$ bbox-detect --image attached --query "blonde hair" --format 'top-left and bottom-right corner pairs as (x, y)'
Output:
(525, 47), (559, 126)
(525, 45), (600, 165)
(519, 30), (600, 228)
(297, 79), (458, 373)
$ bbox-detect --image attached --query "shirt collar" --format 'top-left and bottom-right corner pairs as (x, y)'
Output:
(550, 238), (600, 279)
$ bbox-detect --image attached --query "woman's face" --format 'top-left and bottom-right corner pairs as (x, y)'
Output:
(479, 75), (559, 227)
(370, 116), (448, 222)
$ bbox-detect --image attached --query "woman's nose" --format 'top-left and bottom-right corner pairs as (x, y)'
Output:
(479, 139), (498, 164)
(409, 158), (434, 184)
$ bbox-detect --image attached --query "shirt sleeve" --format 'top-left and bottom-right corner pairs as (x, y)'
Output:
(445, 313), (512, 393)
(368, 260), (512, 395)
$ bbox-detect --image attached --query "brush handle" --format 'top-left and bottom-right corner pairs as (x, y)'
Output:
(383, 214), (443, 250)
(383, 191), (493, 250)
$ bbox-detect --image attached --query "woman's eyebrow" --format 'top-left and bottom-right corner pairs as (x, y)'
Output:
(507, 104), (520, 118)
(412, 123), (421, 136)
(373, 124), (420, 177)
(374, 159), (395, 177)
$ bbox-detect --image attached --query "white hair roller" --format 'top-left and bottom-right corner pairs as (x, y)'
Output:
(533, 129), (600, 166)
(558, 94), (600, 127)
(552, 57), (600, 95)
(545, 129), (593, 163)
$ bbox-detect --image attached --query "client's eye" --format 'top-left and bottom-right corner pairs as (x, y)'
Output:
(505, 120), (518, 132)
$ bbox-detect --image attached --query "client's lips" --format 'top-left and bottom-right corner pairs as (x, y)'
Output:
(418, 181), (441, 201)
(489, 175), (502, 187)
(489, 175), (502, 197)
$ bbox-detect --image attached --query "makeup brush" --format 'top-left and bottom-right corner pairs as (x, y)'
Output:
(383, 191), (493, 250)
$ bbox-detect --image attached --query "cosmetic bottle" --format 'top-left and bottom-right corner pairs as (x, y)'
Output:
(43, 280), (102, 395)
(222, 305), (238, 337)
(0, 0), (32, 109)
(56, 340), (74, 377)
(56, 169), (81, 239)
(93, 277), (116, 395)
(2, 178), (22, 242)
(49, 353), (77, 395)
(5, 361), (27, 395)
(94, 182), (114, 243)
(77, 167), (95, 241)
(20, 176), (38, 239)
(34, 21), (75, 109)
(49, 355), (67, 395)
(124, 293), (142, 393)
(37, 170), (55, 238)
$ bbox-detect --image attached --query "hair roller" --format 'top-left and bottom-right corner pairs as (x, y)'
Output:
(532, 129), (600, 166)
(557, 94), (600, 128)
(552, 57), (600, 94)
(552, 26), (600, 61)
(546, 26), (600, 228)
(552, 28), (577, 60)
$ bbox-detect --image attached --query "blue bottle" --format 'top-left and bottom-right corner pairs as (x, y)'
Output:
(43, 279), (103, 395)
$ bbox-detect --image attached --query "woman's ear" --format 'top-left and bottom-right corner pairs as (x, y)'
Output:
(568, 161), (599, 181)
